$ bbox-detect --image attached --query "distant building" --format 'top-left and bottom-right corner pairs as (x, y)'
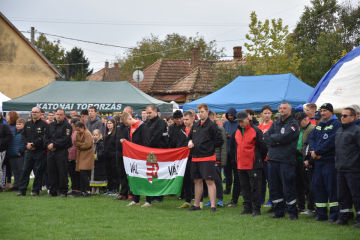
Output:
(0, 12), (63, 99)
(86, 62), (121, 81)
(128, 47), (246, 103)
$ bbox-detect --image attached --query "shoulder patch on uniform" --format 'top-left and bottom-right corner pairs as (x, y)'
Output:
(291, 126), (296, 131)
(66, 129), (70, 135)
(193, 130), (196, 132)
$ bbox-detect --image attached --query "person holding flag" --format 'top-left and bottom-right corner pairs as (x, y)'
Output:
(187, 103), (224, 213)
(120, 112), (151, 207)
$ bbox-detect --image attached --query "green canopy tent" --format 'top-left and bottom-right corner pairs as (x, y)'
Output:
(3, 81), (173, 112)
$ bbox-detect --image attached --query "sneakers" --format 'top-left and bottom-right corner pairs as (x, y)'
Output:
(333, 219), (348, 225)
(210, 207), (217, 213)
(114, 195), (127, 201)
(102, 190), (112, 196)
(15, 192), (26, 196)
(224, 200), (238, 207)
(239, 208), (252, 215)
(30, 192), (39, 196)
(178, 202), (191, 208)
(108, 190), (118, 197)
(43, 193), (53, 197)
(188, 205), (202, 211)
(204, 201), (211, 207)
(264, 200), (272, 207)
(59, 194), (67, 198)
(82, 192), (91, 198)
(251, 211), (261, 217)
(217, 200), (223, 207)
(69, 191), (80, 197)
(141, 202), (152, 207)
(289, 215), (299, 220)
(301, 209), (315, 215)
(127, 195), (134, 201)
(127, 201), (140, 206)
(263, 208), (275, 214)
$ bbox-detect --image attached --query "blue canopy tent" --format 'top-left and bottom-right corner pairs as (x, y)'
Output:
(307, 46), (360, 113)
(183, 73), (314, 112)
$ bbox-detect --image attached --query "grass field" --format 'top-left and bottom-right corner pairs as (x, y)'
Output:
(1, 182), (359, 240)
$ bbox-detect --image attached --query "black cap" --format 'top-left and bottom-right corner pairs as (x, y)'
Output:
(294, 112), (307, 124)
(173, 110), (183, 118)
(320, 103), (333, 113)
(314, 111), (321, 120)
(156, 107), (160, 112)
(235, 111), (248, 121)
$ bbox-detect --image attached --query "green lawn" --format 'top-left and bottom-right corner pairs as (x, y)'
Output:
(1, 183), (359, 240)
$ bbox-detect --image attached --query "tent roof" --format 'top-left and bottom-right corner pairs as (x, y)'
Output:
(0, 92), (11, 111)
(307, 46), (360, 113)
(183, 73), (314, 112)
(3, 81), (172, 112)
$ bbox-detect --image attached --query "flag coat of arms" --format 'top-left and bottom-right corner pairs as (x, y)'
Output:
(122, 141), (190, 196)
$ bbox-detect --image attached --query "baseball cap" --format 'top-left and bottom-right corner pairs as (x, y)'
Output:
(294, 112), (307, 124)
(235, 111), (248, 121)
(314, 111), (321, 120)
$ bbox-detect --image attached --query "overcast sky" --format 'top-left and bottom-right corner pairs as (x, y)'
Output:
(1, 0), (359, 73)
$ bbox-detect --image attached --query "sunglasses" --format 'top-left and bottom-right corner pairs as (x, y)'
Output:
(340, 114), (352, 118)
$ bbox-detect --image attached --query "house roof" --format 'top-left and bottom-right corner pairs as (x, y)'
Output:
(167, 67), (216, 94)
(0, 12), (64, 78)
(129, 59), (215, 94)
(87, 67), (121, 81)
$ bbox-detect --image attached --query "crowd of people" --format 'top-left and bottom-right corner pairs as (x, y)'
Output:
(0, 102), (359, 227)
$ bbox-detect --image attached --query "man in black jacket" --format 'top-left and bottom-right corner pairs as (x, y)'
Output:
(146, 104), (168, 202)
(333, 107), (360, 228)
(114, 107), (131, 201)
(188, 103), (224, 213)
(16, 107), (47, 196)
(0, 113), (13, 193)
(168, 110), (184, 149)
(43, 109), (72, 198)
(264, 102), (300, 220)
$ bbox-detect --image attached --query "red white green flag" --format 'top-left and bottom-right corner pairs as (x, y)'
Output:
(122, 140), (190, 196)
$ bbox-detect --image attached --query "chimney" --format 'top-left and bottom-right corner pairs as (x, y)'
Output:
(105, 61), (109, 69)
(233, 46), (243, 60)
(114, 63), (119, 68)
(191, 47), (200, 68)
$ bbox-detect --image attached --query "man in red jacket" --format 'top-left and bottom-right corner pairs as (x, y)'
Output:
(230, 111), (266, 216)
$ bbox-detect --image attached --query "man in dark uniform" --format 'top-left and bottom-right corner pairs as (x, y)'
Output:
(146, 104), (168, 202)
(16, 107), (47, 196)
(168, 110), (184, 149)
(264, 102), (300, 220)
(333, 107), (360, 227)
(43, 108), (72, 198)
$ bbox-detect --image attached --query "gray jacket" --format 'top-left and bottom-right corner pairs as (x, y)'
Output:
(85, 117), (103, 134)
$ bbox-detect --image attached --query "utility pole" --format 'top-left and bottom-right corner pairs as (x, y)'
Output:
(31, 27), (35, 46)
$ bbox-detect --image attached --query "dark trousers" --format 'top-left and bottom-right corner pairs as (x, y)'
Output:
(134, 195), (152, 204)
(117, 154), (132, 197)
(105, 155), (120, 191)
(337, 172), (360, 222)
(80, 170), (91, 192)
(18, 150), (46, 194)
(268, 161), (298, 217)
(68, 160), (80, 190)
(314, 160), (338, 220)
(10, 157), (24, 188)
(294, 162), (310, 209)
(261, 161), (270, 202)
(307, 168), (315, 210)
(215, 162), (223, 201)
(183, 157), (193, 203)
(225, 154), (241, 203)
(47, 150), (69, 195)
(239, 168), (262, 210)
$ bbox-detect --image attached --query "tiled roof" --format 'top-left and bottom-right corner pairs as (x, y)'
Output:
(87, 67), (121, 81)
(167, 67), (216, 94)
(129, 59), (215, 93)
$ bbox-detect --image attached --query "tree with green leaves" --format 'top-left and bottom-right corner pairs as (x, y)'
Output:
(34, 33), (65, 73)
(292, 0), (360, 86)
(116, 33), (225, 79)
(212, 62), (255, 91)
(66, 47), (93, 81)
(244, 12), (301, 76)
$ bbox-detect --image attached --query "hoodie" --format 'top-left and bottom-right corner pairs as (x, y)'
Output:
(223, 107), (239, 154)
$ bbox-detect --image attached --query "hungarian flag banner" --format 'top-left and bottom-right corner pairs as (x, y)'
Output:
(122, 140), (190, 196)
